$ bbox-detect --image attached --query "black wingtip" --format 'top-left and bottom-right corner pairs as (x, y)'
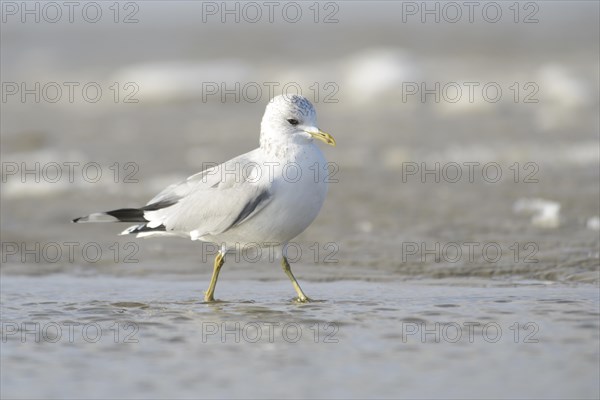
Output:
(72, 217), (80, 223)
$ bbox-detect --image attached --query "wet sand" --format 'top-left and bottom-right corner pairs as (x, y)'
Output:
(1, 274), (598, 399)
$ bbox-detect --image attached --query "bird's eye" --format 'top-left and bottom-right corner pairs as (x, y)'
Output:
(287, 118), (299, 126)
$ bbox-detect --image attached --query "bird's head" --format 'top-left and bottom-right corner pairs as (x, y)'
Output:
(260, 94), (336, 149)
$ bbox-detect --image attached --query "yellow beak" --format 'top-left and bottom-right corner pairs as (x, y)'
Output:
(306, 128), (336, 146)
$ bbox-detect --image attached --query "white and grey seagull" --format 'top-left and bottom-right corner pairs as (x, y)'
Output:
(73, 94), (336, 302)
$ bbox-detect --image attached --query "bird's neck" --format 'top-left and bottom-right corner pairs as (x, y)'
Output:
(259, 131), (306, 160)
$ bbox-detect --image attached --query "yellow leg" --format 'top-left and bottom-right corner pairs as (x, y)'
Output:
(281, 256), (310, 302)
(204, 252), (225, 302)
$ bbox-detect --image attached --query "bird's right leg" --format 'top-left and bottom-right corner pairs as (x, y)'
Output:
(204, 251), (225, 302)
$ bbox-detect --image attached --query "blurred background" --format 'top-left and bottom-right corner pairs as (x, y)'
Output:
(1, 1), (599, 399)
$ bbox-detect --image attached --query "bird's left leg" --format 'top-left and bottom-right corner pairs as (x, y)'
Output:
(204, 250), (225, 302)
(281, 256), (310, 303)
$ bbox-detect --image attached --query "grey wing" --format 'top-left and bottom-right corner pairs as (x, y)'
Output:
(147, 162), (231, 206)
(142, 150), (271, 237)
(147, 148), (262, 205)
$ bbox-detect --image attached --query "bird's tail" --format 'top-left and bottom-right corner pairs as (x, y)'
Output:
(73, 208), (168, 236)
(72, 199), (177, 236)
(72, 208), (148, 224)
(72, 199), (178, 224)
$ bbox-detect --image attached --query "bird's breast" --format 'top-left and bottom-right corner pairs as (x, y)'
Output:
(244, 145), (329, 243)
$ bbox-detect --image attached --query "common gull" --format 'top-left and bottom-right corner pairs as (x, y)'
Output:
(73, 94), (336, 302)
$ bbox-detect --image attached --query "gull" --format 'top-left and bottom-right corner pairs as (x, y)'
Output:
(73, 94), (336, 302)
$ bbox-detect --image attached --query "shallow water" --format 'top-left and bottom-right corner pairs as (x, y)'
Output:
(1, 275), (599, 399)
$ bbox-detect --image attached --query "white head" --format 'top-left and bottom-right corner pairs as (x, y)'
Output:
(260, 94), (335, 150)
